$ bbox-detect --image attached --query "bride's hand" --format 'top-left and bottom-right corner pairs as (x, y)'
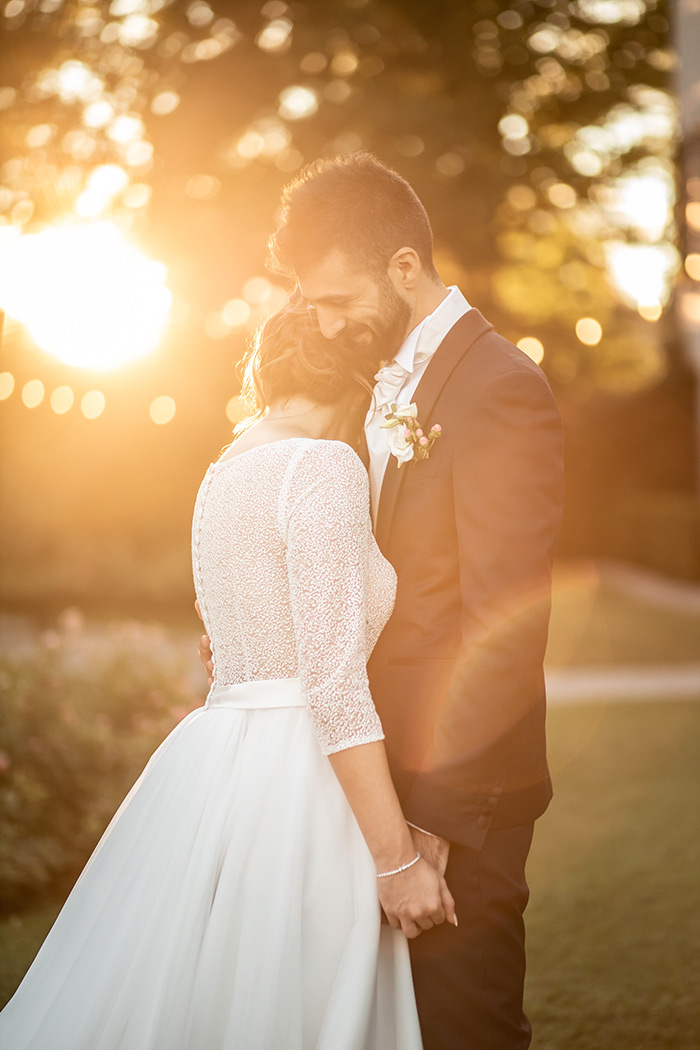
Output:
(377, 856), (456, 940)
(194, 601), (214, 685)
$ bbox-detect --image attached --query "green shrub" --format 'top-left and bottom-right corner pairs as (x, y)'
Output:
(0, 611), (200, 910)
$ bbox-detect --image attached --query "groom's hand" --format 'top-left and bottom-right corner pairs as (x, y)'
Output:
(194, 600), (214, 685)
(410, 827), (450, 876)
(377, 857), (456, 939)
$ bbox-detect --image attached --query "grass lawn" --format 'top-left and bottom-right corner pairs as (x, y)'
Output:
(2, 701), (698, 1048)
(525, 701), (700, 1049)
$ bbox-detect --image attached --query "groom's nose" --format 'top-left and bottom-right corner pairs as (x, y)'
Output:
(315, 307), (346, 339)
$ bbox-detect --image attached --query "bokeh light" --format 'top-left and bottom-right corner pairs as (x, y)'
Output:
(50, 386), (75, 415)
(185, 175), (221, 200)
(0, 372), (15, 400)
(0, 222), (171, 370)
(436, 153), (466, 177)
(81, 390), (106, 419)
(575, 318), (603, 346)
(331, 51), (359, 76)
(221, 299), (251, 327)
(278, 86), (318, 121)
(76, 164), (130, 216)
(679, 293), (700, 325)
(637, 301), (662, 322)
(242, 277), (272, 304)
(517, 337), (545, 364)
(605, 168), (674, 242)
(300, 52), (328, 74)
(107, 114), (144, 145)
(256, 18), (293, 52)
(605, 242), (678, 309)
(151, 90), (181, 116)
(119, 14), (158, 48)
(225, 395), (248, 424)
(547, 183), (577, 209)
(83, 100), (114, 128)
(123, 183), (152, 209)
(21, 379), (45, 408)
(149, 395), (176, 425)
(685, 254), (700, 281)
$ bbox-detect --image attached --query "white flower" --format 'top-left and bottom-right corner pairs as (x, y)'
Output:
(380, 402), (418, 464)
(391, 401), (418, 420)
(384, 419), (415, 463)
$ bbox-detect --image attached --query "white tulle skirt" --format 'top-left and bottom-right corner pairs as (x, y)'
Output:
(0, 680), (422, 1050)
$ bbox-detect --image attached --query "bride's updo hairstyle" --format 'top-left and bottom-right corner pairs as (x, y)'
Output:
(236, 296), (380, 430)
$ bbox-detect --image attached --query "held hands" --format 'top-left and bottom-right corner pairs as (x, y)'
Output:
(195, 596), (458, 939)
(376, 853), (456, 940)
(410, 827), (450, 876)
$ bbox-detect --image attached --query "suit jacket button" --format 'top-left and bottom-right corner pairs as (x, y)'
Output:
(488, 796), (499, 808)
(477, 815), (489, 828)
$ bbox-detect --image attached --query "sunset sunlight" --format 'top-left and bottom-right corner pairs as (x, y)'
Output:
(0, 221), (171, 369)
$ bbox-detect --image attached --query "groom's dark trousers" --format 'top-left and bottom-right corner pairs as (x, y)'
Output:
(366, 309), (564, 1050)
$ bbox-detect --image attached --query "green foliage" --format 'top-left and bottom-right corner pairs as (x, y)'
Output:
(0, 612), (199, 910)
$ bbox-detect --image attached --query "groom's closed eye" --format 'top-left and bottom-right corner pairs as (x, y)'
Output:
(308, 295), (354, 308)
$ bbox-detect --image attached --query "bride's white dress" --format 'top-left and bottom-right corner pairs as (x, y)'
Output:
(0, 438), (423, 1050)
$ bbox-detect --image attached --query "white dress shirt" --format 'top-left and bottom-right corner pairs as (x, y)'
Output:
(365, 286), (472, 517)
(365, 286), (472, 841)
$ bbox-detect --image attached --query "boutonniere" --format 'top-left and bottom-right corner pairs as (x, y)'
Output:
(380, 402), (442, 467)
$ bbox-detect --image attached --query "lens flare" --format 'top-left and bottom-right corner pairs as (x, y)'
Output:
(0, 222), (171, 370)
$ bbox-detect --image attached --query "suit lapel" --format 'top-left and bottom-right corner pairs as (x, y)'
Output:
(375, 309), (493, 550)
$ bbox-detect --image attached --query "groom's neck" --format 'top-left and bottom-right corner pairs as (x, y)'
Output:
(406, 277), (450, 334)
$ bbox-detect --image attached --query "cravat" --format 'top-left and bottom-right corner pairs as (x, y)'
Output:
(366, 359), (411, 521)
(372, 359), (411, 412)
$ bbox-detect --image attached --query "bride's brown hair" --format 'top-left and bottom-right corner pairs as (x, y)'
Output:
(235, 296), (381, 436)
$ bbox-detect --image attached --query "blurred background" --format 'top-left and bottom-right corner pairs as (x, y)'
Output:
(0, 0), (698, 615)
(1, 2), (699, 1045)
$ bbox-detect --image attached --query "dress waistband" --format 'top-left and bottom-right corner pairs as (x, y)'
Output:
(205, 678), (305, 711)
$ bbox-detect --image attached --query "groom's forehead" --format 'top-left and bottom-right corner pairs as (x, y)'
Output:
(297, 251), (374, 303)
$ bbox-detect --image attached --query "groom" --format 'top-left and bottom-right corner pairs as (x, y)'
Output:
(205, 154), (563, 1050)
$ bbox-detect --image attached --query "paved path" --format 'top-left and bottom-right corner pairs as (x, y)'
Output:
(546, 664), (700, 704)
(598, 559), (700, 615)
(546, 560), (700, 704)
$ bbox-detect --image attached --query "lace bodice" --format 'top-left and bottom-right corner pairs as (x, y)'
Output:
(192, 438), (397, 755)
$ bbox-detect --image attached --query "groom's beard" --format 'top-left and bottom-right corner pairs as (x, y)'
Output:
(375, 278), (413, 360)
(344, 279), (412, 362)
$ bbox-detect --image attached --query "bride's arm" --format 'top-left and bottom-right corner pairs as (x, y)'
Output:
(328, 741), (456, 938)
(283, 443), (455, 938)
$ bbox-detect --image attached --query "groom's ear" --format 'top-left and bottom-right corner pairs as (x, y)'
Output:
(387, 247), (421, 291)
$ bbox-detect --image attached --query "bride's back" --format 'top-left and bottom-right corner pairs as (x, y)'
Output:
(192, 440), (305, 687)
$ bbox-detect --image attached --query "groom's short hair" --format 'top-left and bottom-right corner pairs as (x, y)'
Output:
(268, 152), (438, 280)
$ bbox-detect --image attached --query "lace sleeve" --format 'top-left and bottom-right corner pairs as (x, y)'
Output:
(281, 441), (385, 756)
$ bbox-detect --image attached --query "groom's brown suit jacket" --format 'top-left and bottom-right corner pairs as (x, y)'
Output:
(365, 309), (564, 852)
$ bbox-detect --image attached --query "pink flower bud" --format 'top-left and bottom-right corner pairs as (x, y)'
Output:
(419, 436), (429, 446)
(403, 426), (412, 439)
(431, 423), (442, 433)
(415, 428), (424, 438)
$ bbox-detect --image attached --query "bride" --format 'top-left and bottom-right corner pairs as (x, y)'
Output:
(0, 298), (455, 1050)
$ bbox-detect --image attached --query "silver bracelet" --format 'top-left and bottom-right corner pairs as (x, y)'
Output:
(376, 851), (421, 878)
